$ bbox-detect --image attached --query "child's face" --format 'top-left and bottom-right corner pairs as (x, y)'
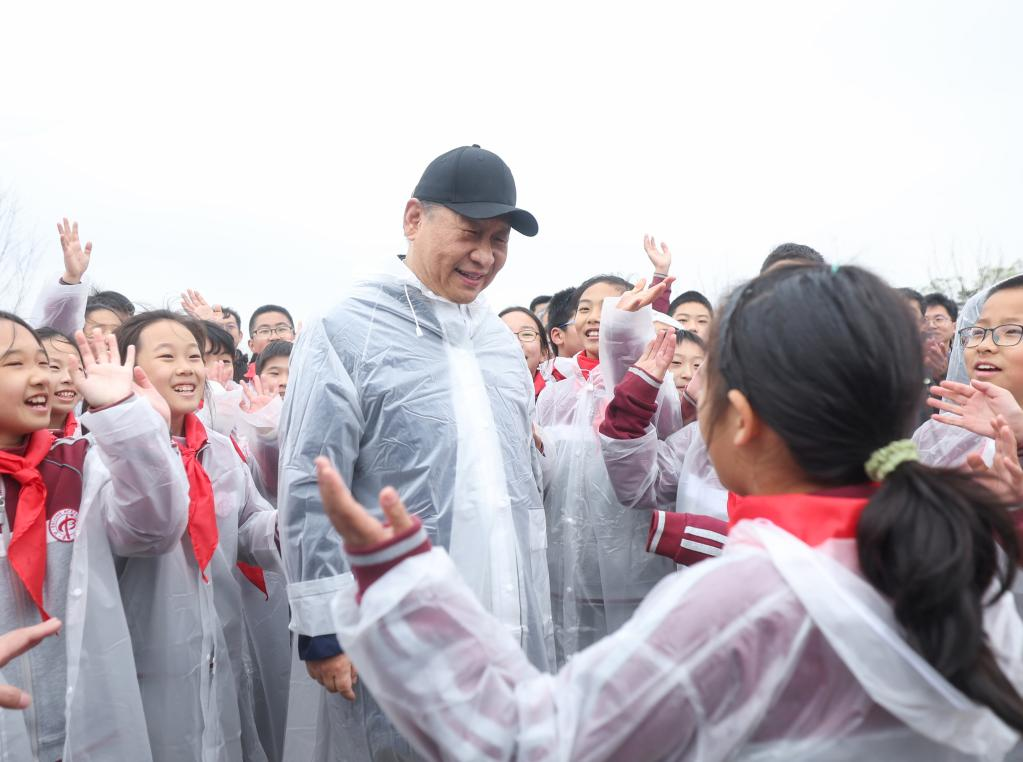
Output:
(574, 282), (628, 359)
(0, 322), (52, 445)
(204, 345), (235, 386)
(965, 288), (1023, 403)
(83, 308), (125, 336)
(669, 340), (705, 391)
(42, 337), (81, 422)
(501, 312), (545, 377)
(248, 311), (295, 356)
(258, 356), (289, 399)
(222, 316), (243, 346)
(135, 320), (206, 427)
(671, 302), (712, 340)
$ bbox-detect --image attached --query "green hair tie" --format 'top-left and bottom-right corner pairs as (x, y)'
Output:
(865, 440), (919, 482)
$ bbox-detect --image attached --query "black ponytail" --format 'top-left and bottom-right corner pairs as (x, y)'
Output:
(705, 264), (1023, 731)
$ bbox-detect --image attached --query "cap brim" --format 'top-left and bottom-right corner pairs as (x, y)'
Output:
(440, 201), (539, 237)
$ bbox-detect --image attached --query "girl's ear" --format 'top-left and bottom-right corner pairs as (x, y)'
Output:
(726, 389), (761, 448)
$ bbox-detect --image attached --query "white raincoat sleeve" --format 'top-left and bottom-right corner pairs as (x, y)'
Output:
(237, 471), (284, 574)
(279, 318), (363, 636)
(237, 397), (282, 503)
(332, 547), (805, 762)
(79, 395), (190, 555)
(598, 425), (692, 511)
(27, 275), (88, 334)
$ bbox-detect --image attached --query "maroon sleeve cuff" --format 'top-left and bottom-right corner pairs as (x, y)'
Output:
(599, 369), (661, 440)
(651, 273), (671, 316)
(647, 511), (728, 567)
(345, 516), (432, 602)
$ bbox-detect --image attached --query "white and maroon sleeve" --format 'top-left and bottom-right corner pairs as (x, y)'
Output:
(647, 510), (728, 566)
(345, 516), (431, 602)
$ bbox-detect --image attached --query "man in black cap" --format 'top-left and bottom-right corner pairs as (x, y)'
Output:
(278, 146), (553, 760)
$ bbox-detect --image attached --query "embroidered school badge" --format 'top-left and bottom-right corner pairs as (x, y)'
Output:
(48, 509), (79, 543)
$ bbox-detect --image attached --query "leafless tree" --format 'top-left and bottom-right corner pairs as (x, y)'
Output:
(0, 190), (43, 313)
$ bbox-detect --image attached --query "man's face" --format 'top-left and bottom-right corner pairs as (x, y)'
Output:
(925, 305), (955, 346)
(248, 311), (295, 355)
(403, 202), (510, 304)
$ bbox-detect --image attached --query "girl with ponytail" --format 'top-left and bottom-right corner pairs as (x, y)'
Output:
(311, 265), (1023, 760)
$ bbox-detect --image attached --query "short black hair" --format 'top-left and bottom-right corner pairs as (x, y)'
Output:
(256, 339), (292, 375)
(248, 304), (294, 335)
(86, 290), (135, 319)
(923, 293), (959, 323)
(529, 295), (552, 314)
(571, 275), (633, 313)
(760, 243), (825, 274)
(545, 287), (576, 330)
(669, 290), (713, 317)
(987, 275), (1023, 299)
(36, 327), (82, 361)
(499, 306), (553, 361)
(221, 307), (242, 329)
(675, 328), (707, 351)
(203, 321), (236, 357)
(898, 288), (925, 316)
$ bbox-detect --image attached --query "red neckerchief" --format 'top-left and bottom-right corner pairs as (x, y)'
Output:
(575, 351), (599, 381)
(245, 362), (256, 381)
(727, 485), (876, 547)
(61, 411), (78, 439)
(533, 370), (546, 399)
(178, 414), (220, 581)
(0, 430), (57, 618)
(226, 434), (267, 597)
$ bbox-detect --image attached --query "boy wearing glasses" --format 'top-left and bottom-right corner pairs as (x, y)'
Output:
(245, 304), (296, 379)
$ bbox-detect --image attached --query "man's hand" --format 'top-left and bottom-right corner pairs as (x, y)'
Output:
(928, 379), (1023, 441)
(616, 277), (675, 313)
(0, 618), (62, 709)
(643, 235), (672, 274)
(306, 653), (359, 701)
(57, 218), (92, 285)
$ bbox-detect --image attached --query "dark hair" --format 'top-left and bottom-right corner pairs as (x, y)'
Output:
(256, 339), (292, 375)
(0, 311), (44, 357)
(221, 307), (242, 329)
(570, 275), (633, 313)
(986, 275), (1023, 299)
(898, 288), (925, 316)
(529, 295), (552, 314)
(86, 290), (135, 319)
(499, 306), (553, 361)
(760, 243), (825, 274)
(923, 293), (959, 323)
(544, 287), (577, 357)
(203, 321), (236, 357)
(675, 328), (706, 351)
(248, 304), (294, 335)
(115, 310), (207, 361)
(703, 264), (1023, 730)
(36, 327), (82, 361)
(669, 290), (714, 318)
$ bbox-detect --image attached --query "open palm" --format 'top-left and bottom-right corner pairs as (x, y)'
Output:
(928, 379), (1023, 441)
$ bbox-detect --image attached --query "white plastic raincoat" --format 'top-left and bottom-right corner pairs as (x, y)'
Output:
(331, 517), (1023, 762)
(28, 276), (88, 335)
(278, 257), (553, 759)
(118, 421), (282, 762)
(0, 397), (189, 761)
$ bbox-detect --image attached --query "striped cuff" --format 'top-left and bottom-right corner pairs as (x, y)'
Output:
(345, 516), (431, 602)
(647, 511), (728, 567)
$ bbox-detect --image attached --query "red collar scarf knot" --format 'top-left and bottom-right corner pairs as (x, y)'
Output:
(61, 411), (78, 439)
(0, 430), (57, 618)
(727, 485), (876, 547)
(177, 414), (220, 581)
(575, 351), (599, 381)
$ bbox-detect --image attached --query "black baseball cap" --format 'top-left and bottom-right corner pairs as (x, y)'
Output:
(413, 145), (538, 237)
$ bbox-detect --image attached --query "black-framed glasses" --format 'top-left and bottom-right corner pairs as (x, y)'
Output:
(514, 329), (540, 343)
(959, 324), (1023, 348)
(253, 324), (295, 339)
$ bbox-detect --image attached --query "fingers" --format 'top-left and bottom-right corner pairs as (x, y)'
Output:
(73, 330), (97, 369)
(338, 666), (356, 701)
(105, 332), (121, 366)
(928, 386), (968, 406)
(0, 685), (30, 710)
(133, 366), (152, 388)
(379, 486), (413, 533)
(252, 375), (264, 396)
(926, 398), (968, 416)
(0, 618), (62, 667)
(966, 452), (990, 476)
(315, 458), (380, 546)
(930, 413), (967, 429)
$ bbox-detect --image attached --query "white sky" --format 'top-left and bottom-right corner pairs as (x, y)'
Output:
(2, 1), (1021, 331)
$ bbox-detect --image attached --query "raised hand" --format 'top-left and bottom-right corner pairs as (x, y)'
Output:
(0, 618), (62, 709)
(643, 234), (672, 274)
(634, 330), (677, 384)
(240, 376), (275, 413)
(181, 289), (225, 324)
(57, 218), (92, 285)
(317, 457), (413, 549)
(71, 329), (136, 408)
(616, 276), (676, 313)
(133, 366), (171, 427)
(928, 379), (1023, 441)
(967, 416), (1023, 504)
(924, 339), (949, 379)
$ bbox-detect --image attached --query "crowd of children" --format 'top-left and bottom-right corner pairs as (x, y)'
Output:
(2, 207), (1023, 762)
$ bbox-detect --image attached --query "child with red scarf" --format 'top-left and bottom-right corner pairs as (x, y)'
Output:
(113, 310), (284, 762)
(314, 264), (1023, 761)
(0, 312), (189, 760)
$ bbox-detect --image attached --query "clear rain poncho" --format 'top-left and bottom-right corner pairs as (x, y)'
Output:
(331, 517), (1023, 762)
(535, 299), (683, 663)
(278, 258), (553, 760)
